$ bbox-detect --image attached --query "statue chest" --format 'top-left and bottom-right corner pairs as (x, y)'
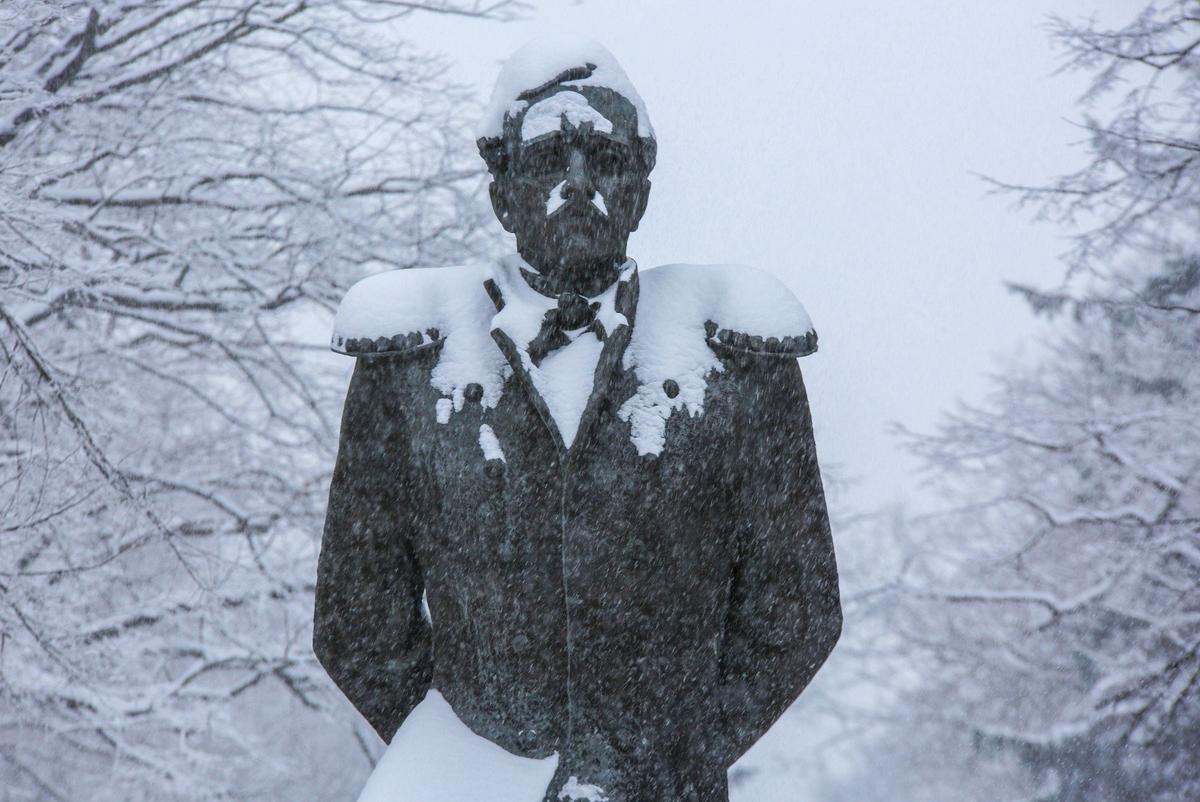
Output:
(403, 361), (742, 634)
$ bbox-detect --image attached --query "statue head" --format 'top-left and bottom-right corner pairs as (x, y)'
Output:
(477, 37), (656, 296)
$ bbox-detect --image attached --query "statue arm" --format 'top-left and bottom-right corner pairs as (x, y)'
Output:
(313, 358), (433, 742)
(716, 357), (842, 767)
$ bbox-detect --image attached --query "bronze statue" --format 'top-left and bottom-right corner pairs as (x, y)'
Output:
(315, 36), (841, 802)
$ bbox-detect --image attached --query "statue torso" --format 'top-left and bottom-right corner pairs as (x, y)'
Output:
(332, 258), (818, 801)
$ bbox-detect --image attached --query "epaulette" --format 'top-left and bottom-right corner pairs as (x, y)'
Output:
(331, 263), (494, 357)
(635, 263), (818, 360)
(703, 320), (818, 359)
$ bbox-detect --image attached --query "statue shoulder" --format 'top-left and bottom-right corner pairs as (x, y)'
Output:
(637, 263), (818, 359)
(332, 263), (495, 357)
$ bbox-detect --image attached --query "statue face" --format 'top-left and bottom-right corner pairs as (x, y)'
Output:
(490, 85), (652, 283)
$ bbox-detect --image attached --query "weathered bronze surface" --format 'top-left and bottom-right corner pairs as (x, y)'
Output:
(315, 47), (841, 802)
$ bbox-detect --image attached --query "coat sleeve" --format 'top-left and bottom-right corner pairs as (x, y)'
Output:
(716, 355), (842, 767)
(313, 357), (433, 742)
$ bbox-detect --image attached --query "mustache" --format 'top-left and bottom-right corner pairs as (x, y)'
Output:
(545, 181), (608, 218)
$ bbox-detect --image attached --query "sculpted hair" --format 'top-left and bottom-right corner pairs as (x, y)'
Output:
(475, 67), (657, 180)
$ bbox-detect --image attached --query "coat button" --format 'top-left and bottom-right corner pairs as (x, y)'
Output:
(516, 728), (540, 751)
(662, 379), (680, 399)
(512, 633), (530, 652)
(485, 460), (505, 479)
(498, 540), (515, 562)
(464, 383), (483, 403)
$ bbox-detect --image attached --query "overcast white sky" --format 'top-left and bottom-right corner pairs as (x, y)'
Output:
(406, 0), (1131, 512)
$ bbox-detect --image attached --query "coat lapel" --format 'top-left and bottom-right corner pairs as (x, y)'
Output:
(485, 257), (639, 460)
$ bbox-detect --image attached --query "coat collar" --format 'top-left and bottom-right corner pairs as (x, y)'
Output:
(484, 255), (639, 458)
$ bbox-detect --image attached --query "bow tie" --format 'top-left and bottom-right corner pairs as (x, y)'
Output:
(527, 291), (606, 365)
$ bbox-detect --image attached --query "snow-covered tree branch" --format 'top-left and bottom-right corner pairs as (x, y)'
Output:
(842, 5), (1200, 800)
(0, 1), (518, 798)
(992, 1), (1200, 279)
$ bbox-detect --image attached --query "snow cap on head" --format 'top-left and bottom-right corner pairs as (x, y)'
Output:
(476, 35), (654, 142)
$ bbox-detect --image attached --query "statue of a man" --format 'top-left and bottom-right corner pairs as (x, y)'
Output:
(315, 36), (841, 802)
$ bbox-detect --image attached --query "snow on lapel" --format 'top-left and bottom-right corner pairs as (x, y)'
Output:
(619, 263), (817, 456)
(486, 255), (636, 451)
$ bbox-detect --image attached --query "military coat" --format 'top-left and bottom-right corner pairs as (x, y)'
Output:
(314, 257), (841, 802)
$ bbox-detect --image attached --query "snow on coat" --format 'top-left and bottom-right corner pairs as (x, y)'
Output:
(315, 258), (841, 802)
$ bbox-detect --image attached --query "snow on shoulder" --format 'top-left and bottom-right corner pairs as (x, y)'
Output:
(332, 263), (509, 413)
(619, 263), (816, 456)
(333, 264), (490, 356)
(477, 35), (653, 141)
(330, 261), (815, 455)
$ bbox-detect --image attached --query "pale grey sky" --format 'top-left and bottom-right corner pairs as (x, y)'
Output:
(406, 0), (1129, 512)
